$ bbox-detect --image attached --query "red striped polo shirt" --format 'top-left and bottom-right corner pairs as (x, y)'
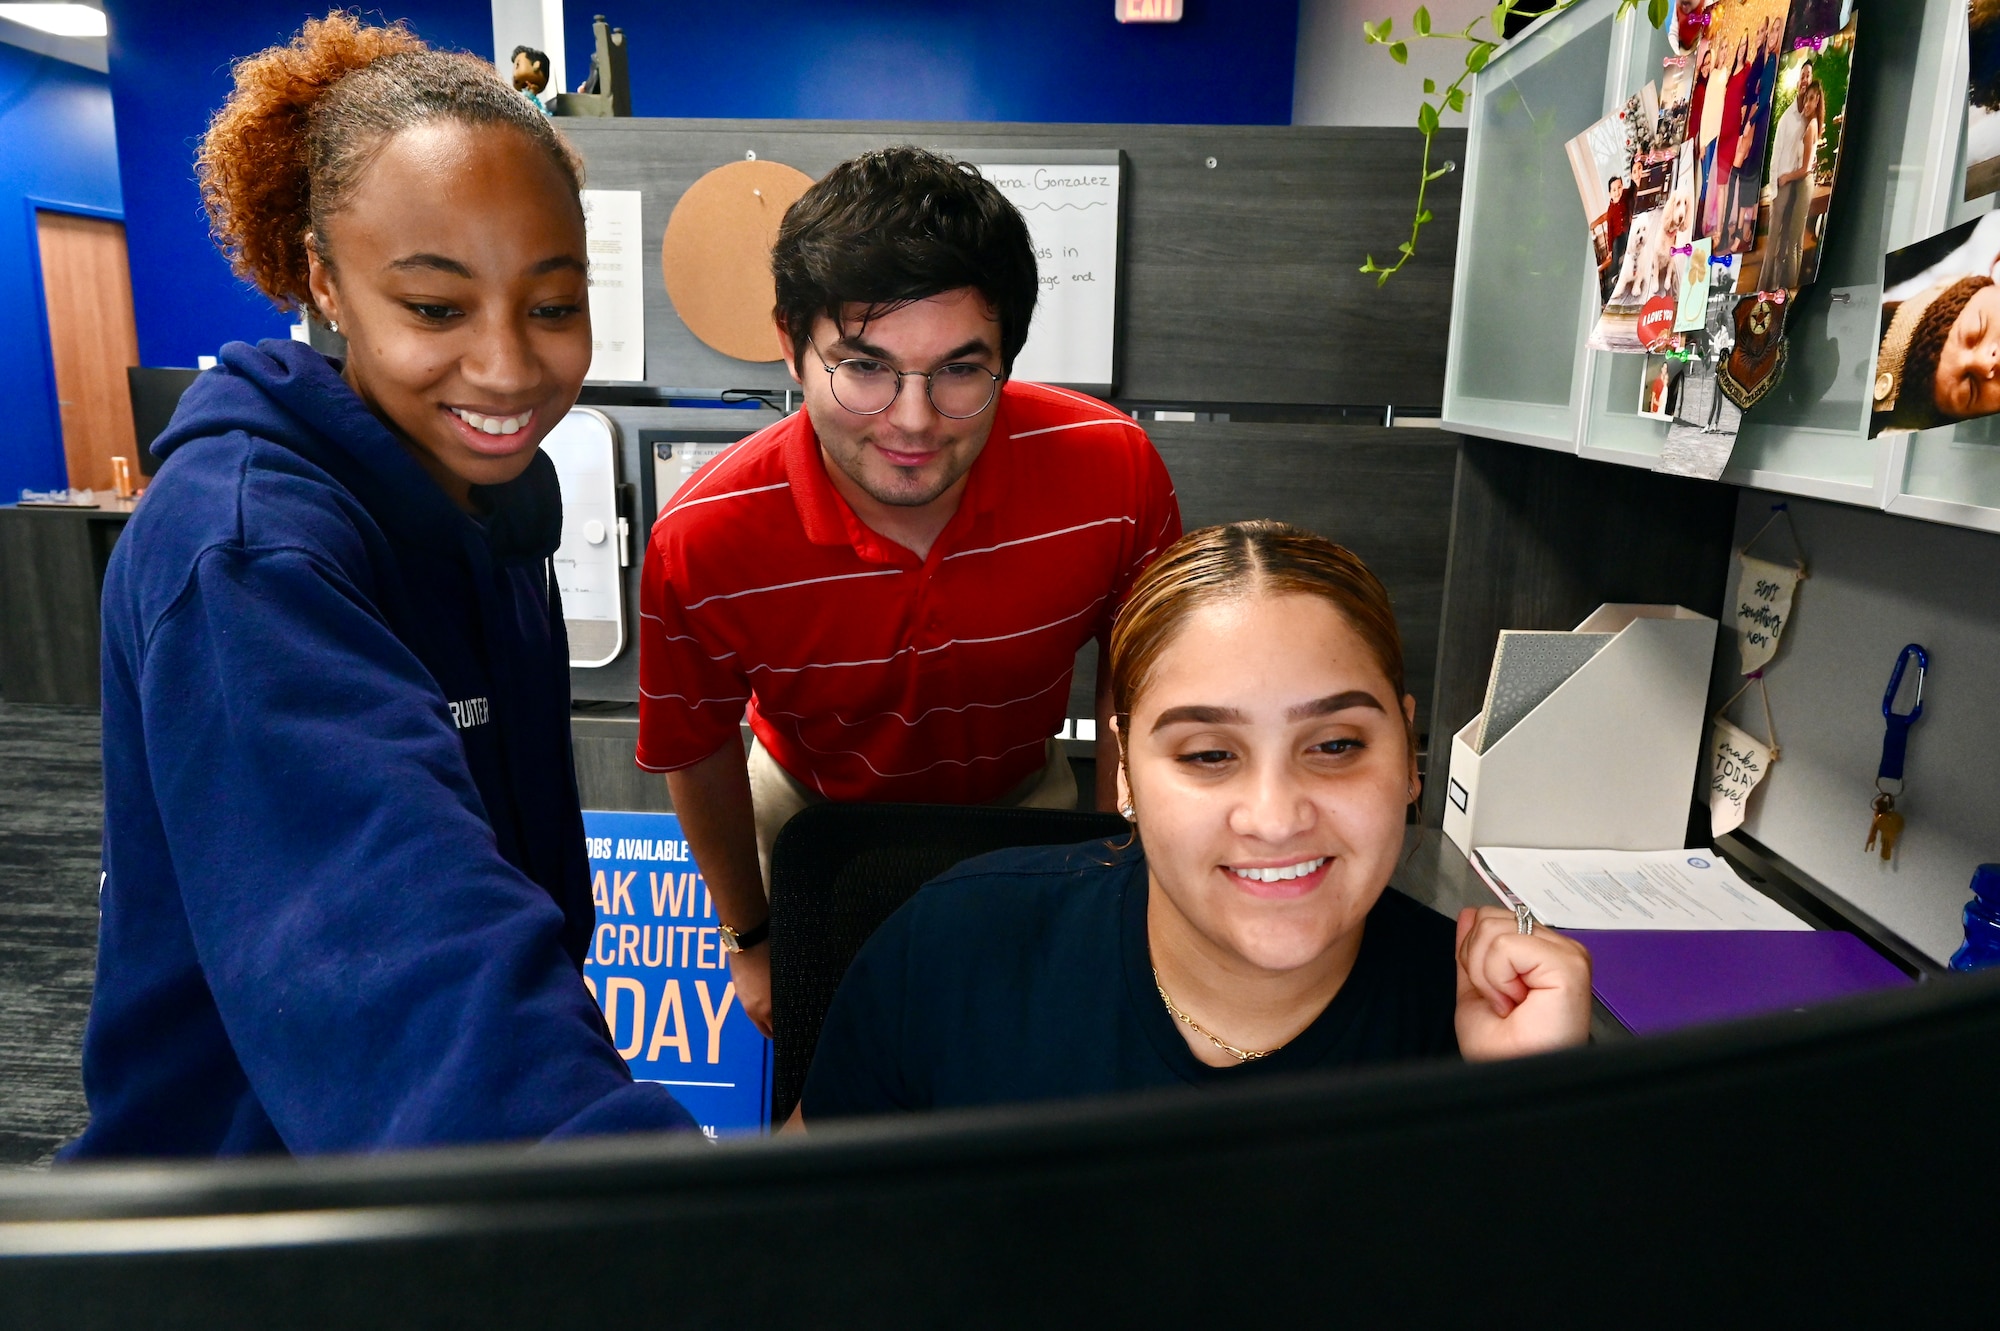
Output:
(635, 381), (1182, 804)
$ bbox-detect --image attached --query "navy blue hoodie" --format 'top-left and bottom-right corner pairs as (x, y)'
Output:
(63, 340), (696, 1157)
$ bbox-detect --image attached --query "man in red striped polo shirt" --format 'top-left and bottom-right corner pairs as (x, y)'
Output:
(637, 147), (1180, 1034)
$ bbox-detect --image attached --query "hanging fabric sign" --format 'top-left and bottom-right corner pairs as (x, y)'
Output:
(1735, 554), (1801, 674)
(1709, 716), (1775, 837)
(1710, 675), (1779, 837)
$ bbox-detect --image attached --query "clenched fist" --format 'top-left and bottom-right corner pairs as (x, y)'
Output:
(1453, 906), (1593, 1061)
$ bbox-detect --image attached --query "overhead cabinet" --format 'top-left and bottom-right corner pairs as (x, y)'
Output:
(1445, 0), (2000, 533)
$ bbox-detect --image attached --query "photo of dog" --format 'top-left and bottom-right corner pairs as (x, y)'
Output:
(1591, 148), (1698, 352)
(1566, 111), (1635, 305)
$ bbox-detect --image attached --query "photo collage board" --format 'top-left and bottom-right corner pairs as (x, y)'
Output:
(1563, 0), (1857, 450)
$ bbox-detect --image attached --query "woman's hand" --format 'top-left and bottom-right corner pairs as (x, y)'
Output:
(730, 942), (773, 1039)
(1453, 906), (1593, 1062)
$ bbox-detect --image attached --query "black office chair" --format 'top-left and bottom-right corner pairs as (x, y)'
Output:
(767, 802), (1129, 1124)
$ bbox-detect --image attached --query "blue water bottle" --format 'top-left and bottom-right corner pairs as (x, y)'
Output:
(1949, 864), (2000, 972)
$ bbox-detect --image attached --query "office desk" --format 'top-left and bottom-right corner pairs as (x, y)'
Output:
(0, 502), (133, 706)
(1394, 827), (1937, 1041)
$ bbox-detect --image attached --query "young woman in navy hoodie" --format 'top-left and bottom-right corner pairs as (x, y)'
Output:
(63, 14), (698, 1156)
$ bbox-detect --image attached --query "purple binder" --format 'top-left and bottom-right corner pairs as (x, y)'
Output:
(1580, 929), (1915, 1036)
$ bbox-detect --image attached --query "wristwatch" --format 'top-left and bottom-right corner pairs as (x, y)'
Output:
(717, 918), (770, 954)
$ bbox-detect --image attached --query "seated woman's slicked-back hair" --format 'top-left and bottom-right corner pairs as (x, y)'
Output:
(198, 11), (585, 316)
(1108, 520), (1409, 735)
(769, 146), (1041, 374)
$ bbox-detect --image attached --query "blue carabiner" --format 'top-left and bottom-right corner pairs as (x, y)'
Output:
(1882, 644), (1928, 722)
(1878, 644), (1928, 785)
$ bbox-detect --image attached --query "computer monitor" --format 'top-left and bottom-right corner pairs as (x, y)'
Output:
(126, 366), (201, 477)
(639, 428), (759, 524)
(2, 970), (1994, 1322)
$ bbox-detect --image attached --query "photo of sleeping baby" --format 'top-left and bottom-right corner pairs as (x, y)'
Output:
(1871, 213), (2000, 437)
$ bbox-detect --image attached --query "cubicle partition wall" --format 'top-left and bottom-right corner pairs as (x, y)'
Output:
(0, 121), (1473, 738)
(1135, 421), (1456, 734)
(555, 120), (1471, 804)
(1437, 0), (2000, 965)
(559, 118), (1461, 410)
(1419, 437), (1741, 828)
(1446, 0), (2000, 516)
(1706, 492), (2000, 967)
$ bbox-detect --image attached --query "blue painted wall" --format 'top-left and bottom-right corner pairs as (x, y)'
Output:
(100, 2), (494, 369)
(0, 43), (123, 498)
(564, 2), (1298, 124)
(94, 0), (1295, 372)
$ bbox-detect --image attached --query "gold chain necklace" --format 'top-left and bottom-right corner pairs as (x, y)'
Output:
(1152, 967), (1273, 1063)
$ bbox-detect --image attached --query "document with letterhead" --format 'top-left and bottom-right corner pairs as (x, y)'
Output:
(1472, 847), (1809, 931)
(581, 189), (645, 383)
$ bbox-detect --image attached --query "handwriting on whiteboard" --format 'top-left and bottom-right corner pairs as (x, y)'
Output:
(974, 162), (1121, 389)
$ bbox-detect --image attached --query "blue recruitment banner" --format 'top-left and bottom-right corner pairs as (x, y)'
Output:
(581, 810), (772, 1137)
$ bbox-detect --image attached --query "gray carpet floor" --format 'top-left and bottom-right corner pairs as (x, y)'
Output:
(0, 699), (100, 1168)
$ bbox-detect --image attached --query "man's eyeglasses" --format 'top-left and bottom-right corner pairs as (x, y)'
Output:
(810, 341), (1002, 420)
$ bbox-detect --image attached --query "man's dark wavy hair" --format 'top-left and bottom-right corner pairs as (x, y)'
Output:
(771, 146), (1039, 375)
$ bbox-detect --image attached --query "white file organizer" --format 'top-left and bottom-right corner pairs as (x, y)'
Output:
(1442, 604), (1718, 855)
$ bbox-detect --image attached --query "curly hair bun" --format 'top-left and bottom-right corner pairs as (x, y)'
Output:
(197, 10), (583, 316)
(198, 13), (424, 312)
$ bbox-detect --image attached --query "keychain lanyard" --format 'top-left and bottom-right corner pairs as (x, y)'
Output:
(1878, 643), (1928, 791)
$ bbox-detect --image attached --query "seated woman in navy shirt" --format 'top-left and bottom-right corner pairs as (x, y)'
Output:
(801, 520), (1592, 1121)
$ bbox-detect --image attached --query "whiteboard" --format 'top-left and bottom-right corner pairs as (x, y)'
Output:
(963, 151), (1123, 394)
(541, 408), (627, 668)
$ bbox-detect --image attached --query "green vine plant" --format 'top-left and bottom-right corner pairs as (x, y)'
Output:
(1361, 0), (1671, 286)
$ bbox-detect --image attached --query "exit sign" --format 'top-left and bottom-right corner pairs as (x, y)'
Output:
(1117, 0), (1183, 20)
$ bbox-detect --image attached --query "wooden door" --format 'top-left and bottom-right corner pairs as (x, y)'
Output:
(36, 211), (140, 493)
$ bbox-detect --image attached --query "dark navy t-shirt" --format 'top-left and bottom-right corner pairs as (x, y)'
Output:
(801, 837), (1461, 1120)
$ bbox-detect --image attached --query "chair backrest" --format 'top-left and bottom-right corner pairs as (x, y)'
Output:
(767, 802), (1129, 1124)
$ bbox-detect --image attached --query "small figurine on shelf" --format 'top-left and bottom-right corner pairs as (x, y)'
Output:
(511, 45), (551, 114)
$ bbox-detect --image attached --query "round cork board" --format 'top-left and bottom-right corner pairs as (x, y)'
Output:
(660, 159), (816, 363)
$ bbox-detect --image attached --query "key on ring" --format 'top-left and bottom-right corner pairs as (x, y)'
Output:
(1865, 792), (1904, 861)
